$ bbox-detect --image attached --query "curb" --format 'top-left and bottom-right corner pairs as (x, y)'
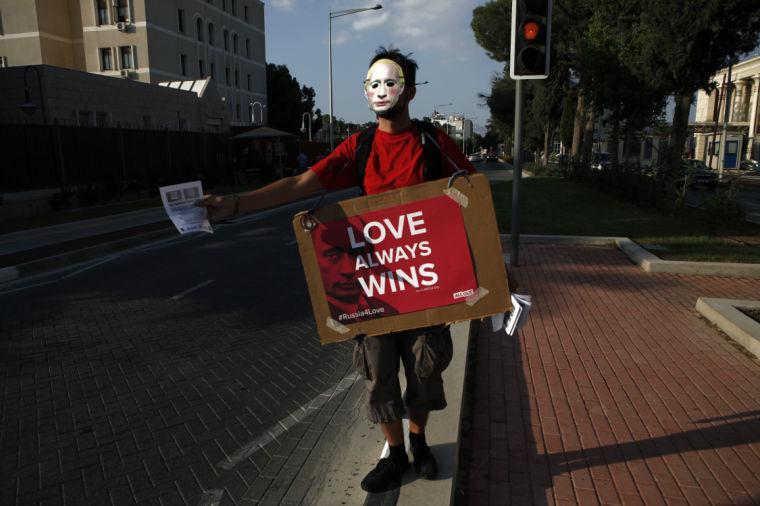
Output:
(500, 234), (760, 278)
(695, 298), (760, 359)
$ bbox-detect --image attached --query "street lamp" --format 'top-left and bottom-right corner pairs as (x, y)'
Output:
(20, 66), (48, 124)
(250, 101), (265, 125)
(301, 111), (312, 142)
(329, 3), (382, 151)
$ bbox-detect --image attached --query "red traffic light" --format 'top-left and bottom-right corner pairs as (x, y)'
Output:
(522, 20), (540, 40)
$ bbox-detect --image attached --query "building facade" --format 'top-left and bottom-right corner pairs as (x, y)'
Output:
(692, 55), (760, 169)
(431, 112), (473, 151)
(0, 65), (227, 131)
(0, 0), (267, 126)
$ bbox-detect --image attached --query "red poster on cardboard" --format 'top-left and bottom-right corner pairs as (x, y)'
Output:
(311, 195), (477, 324)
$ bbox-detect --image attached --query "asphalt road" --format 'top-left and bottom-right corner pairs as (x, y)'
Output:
(0, 190), (360, 505)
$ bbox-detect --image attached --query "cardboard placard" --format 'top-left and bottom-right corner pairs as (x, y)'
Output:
(293, 173), (512, 344)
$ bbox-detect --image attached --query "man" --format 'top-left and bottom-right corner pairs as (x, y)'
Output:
(313, 224), (398, 322)
(200, 46), (475, 493)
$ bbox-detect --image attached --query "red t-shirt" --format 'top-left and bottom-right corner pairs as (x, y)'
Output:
(310, 125), (476, 195)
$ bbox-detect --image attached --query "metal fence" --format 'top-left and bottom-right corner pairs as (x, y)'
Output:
(0, 123), (235, 193)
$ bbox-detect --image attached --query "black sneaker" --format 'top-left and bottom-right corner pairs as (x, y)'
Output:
(412, 446), (438, 479)
(360, 457), (410, 493)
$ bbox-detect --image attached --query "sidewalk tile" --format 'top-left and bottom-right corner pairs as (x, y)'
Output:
(465, 244), (760, 506)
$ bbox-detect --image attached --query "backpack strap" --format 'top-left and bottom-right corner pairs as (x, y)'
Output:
(354, 125), (377, 195)
(413, 119), (443, 181)
(353, 120), (444, 195)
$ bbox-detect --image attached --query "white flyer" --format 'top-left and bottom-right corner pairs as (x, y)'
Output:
(159, 180), (213, 234)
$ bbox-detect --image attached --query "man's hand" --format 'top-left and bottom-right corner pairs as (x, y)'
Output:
(197, 194), (237, 220)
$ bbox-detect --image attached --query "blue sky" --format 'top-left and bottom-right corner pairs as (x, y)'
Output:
(264, 0), (503, 133)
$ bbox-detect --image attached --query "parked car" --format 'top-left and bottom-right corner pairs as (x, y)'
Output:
(468, 153), (483, 163)
(740, 159), (760, 173)
(591, 152), (612, 170)
(680, 159), (719, 190)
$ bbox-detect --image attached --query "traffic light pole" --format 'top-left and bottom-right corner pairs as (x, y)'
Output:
(510, 79), (525, 266)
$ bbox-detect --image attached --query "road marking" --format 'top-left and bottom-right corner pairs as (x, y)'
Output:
(217, 372), (360, 470)
(170, 279), (215, 300)
(61, 255), (120, 279)
(0, 279), (58, 297)
(197, 489), (224, 506)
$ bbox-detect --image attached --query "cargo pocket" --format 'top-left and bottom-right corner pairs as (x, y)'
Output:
(412, 326), (454, 379)
(352, 336), (372, 380)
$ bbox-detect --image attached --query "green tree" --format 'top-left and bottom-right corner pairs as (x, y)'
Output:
(624, 0), (760, 174)
(266, 63), (317, 134)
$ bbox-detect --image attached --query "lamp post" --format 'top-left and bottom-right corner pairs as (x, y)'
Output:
(250, 101), (265, 125)
(20, 66), (48, 124)
(329, 4), (382, 151)
(301, 111), (312, 141)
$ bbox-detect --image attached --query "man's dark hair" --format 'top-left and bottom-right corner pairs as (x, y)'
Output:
(369, 46), (418, 90)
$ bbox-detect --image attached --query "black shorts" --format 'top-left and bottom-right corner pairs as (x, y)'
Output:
(352, 325), (454, 423)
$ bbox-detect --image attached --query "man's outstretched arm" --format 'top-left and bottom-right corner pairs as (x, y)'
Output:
(198, 169), (324, 220)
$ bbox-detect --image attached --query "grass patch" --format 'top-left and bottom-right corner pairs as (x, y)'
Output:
(739, 308), (760, 324)
(491, 176), (760, 263)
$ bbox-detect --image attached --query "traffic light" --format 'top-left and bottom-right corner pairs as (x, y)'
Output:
(510, 0), (552, 79)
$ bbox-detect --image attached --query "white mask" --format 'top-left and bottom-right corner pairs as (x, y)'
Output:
(364, 59), (406, 113)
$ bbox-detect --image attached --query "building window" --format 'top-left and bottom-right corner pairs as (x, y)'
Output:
(196, 17), (204, 41)
(95, 0), (109, 25)
(223, 30), (229, 50)
(100, 48), (113, 70)
(222, 0), (227, 11)
(211, 62), (216, 80)
(225, 67), (230, 85)
(96, 112), (110, 127)
(208, 23), (214, 45)
(235, 69), (239, 87)
(78, 110), (94, 127)
(120, 46), (133, 69)
(644, 138), (653, 160)
(244, 5), (249, 22)
(180, 54), (187, 76)
(232, 0), (237, 16)
(177, 9), (185, 33)
(233, 34), (238, 54)
(247, 73), (251, 91)
(236, 104), (240, 120)
(198, 59), (205, 77)
(114, 0), (129, 23)
(245, 38), (250, 57)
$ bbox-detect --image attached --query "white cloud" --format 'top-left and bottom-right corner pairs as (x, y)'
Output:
(352, 11), (390, 31)
(332, 31), (353, 46)
(389, 0), (471, 50)
(270, 0), (296, 10)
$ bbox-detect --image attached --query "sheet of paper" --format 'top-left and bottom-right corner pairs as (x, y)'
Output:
(505, 293), (532, 336)
(159, 180), (212, 234)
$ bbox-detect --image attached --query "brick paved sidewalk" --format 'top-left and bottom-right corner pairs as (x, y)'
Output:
(467, 244), (760, 505)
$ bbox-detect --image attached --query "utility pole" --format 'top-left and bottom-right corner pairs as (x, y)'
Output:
(718, 60), (733, 176)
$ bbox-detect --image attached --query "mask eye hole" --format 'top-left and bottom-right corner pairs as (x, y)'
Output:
(386, 80), (396, 88)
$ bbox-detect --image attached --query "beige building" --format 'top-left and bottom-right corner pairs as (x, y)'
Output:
(692, 55), (760, 169)
(0, 64), (227, 131)
(0, 0), (267, 126)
